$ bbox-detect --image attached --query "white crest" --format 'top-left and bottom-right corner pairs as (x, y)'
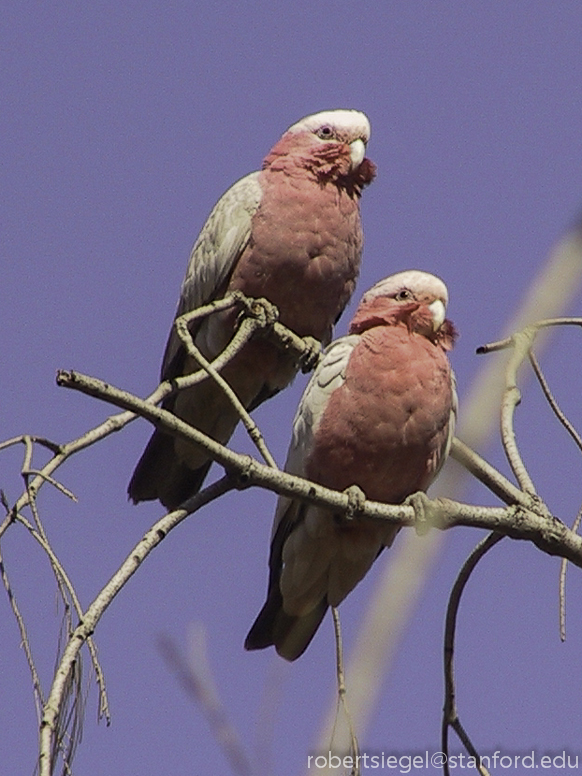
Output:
(362, 270), (449, 308)
(285, 109), (371, 144)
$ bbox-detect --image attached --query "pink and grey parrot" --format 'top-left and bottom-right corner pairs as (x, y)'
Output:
(245, 270), (457, 660)
(128, 110), (375, 509)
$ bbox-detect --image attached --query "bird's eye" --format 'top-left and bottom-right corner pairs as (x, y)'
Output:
(317, 125), (334, 139)
(395, 289), (412, 301)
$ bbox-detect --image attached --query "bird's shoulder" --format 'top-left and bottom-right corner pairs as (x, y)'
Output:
(285, 334), (360, 472)
(268, 335), (362, 567)
(159, 172), (263, 378)
(178, 171), (263, 315)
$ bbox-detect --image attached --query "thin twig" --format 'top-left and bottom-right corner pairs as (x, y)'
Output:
(39, 475), (235, 776)
(442, 532), (503, 776)
(173, 293), (319, 469)
(178, 291), (247, 324)
(528, 350), (582, 455)
(0, 545), (45, 722)
(477, 317), (582, 354)
(0, 434), (62, 454)
(24, 470), (78, 501)
(478, 318), (582, 495)
(527, 347), (582, 643)
(500, 329), (538, 494)
(13, 508), (111, 724)
(559, 504), (582, 642)
(175, 311), (278, 469)
(331, 607), (359, 776)
(450, 439), (531, 508)
(172, 294), (319, 468)
(27, 489), (73, 632)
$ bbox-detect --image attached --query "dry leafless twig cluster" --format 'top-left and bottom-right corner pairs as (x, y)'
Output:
(2, 253), (582, 775)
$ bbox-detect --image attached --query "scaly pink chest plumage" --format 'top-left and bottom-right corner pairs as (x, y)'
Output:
(306, 325), (454, 504)
(228, 168), (362, 342)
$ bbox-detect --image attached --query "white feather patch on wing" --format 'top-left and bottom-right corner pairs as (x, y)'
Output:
(270, 334), (360, 542)
(161, 171), (263, 376)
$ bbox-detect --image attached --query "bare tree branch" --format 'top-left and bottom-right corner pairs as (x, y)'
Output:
(331, 607), (359, 776)
(53, 368), (582, 564)
(439, 309), (582, 771)
(3, 284), (582, 774)
(0, 297), (319, 775)
(442, 532), (503, 776)
(38, 475), (235, 776)
(0, 543), (45, 722)
(559, 504), (582, 642)
(528, 348), (582, 455)
(175, 299), (279, 469)
(450, 438), (530, 507)
(1, 293), (315, 541)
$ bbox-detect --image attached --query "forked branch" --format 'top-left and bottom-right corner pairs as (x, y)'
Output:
(441, 316), (582, 774)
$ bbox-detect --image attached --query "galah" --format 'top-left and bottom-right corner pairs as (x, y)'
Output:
(245, 270), (457, 661)
(128, 109), (375, 510)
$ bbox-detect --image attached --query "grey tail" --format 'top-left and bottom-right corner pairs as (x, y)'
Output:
(128, 429), (212, 510)
(244, 583), (328, 661)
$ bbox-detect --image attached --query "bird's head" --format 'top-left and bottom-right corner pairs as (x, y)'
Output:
(286, 109), (371, 168)
(264, 109), (376, 188)
(349, 270), (457, 348)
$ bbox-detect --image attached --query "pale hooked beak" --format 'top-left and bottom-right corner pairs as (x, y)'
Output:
(428, 299), (446, 330)
(349, 138), (366, 169)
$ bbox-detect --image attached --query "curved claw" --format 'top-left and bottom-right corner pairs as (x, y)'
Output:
(404, 491), (441, 535)
(299, 336), (323, 374)
(252, 297), (280, 327)
(343, 484), (367, 520)
(236, 295), (280, 329)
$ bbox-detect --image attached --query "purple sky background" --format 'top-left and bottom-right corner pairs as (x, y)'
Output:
(2, 2), (582, 774)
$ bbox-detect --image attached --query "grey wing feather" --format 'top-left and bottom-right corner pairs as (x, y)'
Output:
(271, 334), (360, 539)
(161, 171), (263, 378)
(246, 334), (361, 659)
